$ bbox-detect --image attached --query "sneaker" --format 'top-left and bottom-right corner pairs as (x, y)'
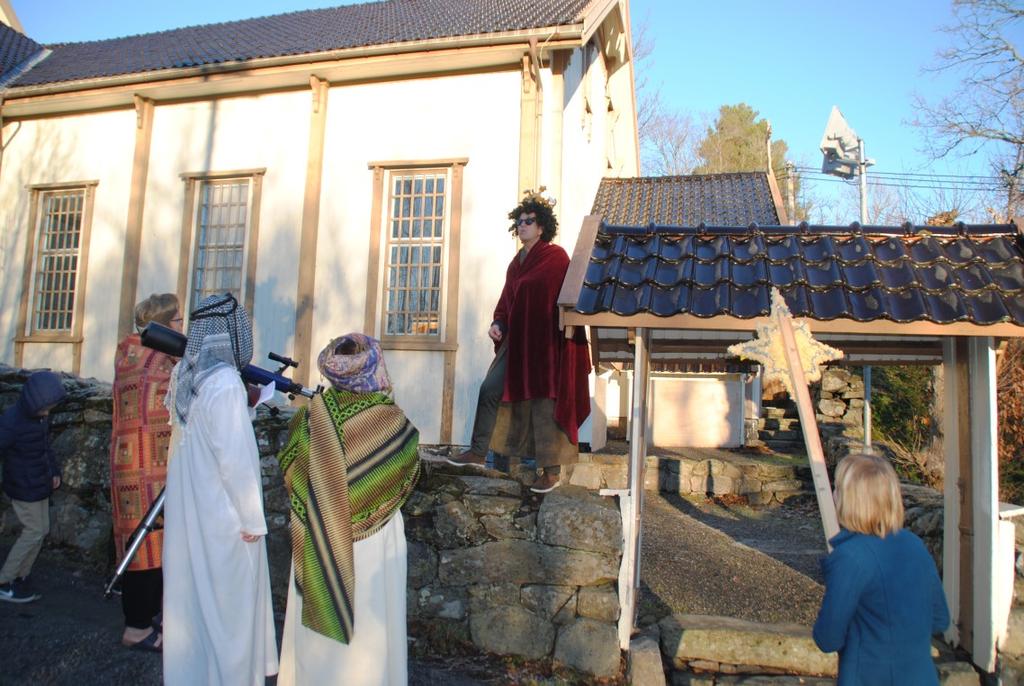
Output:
(14, 576), (41, 601)
(445, 449), (486, 468)
(0, 580), (40, 603)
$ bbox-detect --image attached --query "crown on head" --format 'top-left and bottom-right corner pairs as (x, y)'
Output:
(520, 186), (557, 210)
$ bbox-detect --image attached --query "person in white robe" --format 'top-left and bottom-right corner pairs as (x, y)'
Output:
(276, 333), (421, 686)
(162, 293), (278, 686)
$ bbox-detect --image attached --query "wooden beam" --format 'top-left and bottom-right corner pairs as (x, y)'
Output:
(777, 313), (840, 547)
(292, 76), (329, 387)
(439, 161), (467, 443)
(557, 214), (602, 309)
(549, 51), (568, 227)
(116, 95), (155, 339)
(562, 310), (1024, 339)
(956, 337), (974, 651)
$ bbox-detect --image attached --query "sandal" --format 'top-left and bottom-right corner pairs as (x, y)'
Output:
(125, 629), (162, 653)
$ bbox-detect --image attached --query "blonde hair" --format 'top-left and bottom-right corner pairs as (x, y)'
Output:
(134, 293), (179, 330)
(834, 452), (904, 538)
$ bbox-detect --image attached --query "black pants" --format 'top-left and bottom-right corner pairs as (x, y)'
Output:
(469, 343), (508, 456)
(122, 568), (162, 630)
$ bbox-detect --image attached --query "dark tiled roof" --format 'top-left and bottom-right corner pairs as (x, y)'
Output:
(12, 0), (591, 87)
(591, 174), (781, 227)
(575, 223), (1024, 326)
(0, 23), (43, 83)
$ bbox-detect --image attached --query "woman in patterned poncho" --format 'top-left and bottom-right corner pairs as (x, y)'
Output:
(109, 293), (180, 651)
(276, 333), (420, 686)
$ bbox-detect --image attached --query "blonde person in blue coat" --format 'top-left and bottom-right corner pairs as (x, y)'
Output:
(813, 452), (949, 685)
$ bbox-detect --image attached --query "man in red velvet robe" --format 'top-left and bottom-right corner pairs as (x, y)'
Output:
(448, 191), (590, 493)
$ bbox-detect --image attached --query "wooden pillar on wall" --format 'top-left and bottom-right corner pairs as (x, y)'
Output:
(439, 161), (467, 443)
(549, 51), (568, 226)
(292, 76), (329, 387)
(517, 39), (542, 196)
(117, 95), (155, 339)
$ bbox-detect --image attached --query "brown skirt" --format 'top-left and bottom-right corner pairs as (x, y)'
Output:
(489, 398), (577, 469)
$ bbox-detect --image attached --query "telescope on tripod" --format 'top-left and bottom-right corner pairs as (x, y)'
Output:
(104, 322), (318, 597)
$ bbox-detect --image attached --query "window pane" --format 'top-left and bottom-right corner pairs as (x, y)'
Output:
(191, 179), (251, 310)
(32, 188), (87, 332)
(380, 171), (450, 338)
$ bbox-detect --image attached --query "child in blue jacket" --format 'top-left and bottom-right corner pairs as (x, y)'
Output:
(813, 452), (950, 685)
(0, 370), (68, 603)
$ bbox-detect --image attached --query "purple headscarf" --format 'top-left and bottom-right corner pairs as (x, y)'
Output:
(317, 333), (392, 394)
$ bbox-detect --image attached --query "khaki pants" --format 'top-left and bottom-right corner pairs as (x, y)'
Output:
(0, 498), (50, 584)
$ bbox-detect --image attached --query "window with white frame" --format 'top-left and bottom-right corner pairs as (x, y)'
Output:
(30, 188), (89, 333)
(185, 175), (260, 312)
(381, 169), (449, 338)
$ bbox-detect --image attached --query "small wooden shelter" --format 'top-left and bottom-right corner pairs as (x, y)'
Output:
(558, 217), (1024, 672)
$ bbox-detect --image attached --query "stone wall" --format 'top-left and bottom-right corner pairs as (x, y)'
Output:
(0, 365), (624, 678)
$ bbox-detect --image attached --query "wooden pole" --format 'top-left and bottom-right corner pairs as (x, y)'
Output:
(776, 313), (840, 548)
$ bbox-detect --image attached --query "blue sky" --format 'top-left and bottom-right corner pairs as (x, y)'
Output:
(15, 0), (1019, 221)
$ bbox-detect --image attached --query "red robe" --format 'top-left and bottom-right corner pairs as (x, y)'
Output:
(492, 240), (591, 444)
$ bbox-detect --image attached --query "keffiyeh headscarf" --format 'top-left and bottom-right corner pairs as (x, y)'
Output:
(317, 333), (391, 393)
(173, 293), (254, 423)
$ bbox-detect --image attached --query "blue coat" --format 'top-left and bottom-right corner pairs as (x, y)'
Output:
(0, 371), (67, 502)
(813, 528), (950, 686)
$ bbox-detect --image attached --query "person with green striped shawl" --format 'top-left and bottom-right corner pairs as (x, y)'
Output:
(276, 333), (421, 686)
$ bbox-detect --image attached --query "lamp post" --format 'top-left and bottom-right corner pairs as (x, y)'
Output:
(819, 106), (875, 451)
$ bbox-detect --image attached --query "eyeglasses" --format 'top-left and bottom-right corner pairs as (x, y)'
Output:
(517, 217), (537, 226)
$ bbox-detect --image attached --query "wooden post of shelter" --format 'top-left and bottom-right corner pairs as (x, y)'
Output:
(613, 326), (651, 649)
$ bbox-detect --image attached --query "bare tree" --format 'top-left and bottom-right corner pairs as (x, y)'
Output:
(912, 0), (1024, 215)
(643, 109), (702, 176)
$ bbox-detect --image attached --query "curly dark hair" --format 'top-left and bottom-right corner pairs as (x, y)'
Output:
(507, 198), (558, 242)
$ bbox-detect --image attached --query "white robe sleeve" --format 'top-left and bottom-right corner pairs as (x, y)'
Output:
(202, 372), (268, 536)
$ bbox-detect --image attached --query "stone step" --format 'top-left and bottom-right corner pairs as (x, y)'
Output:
(658, 614), (836, 678)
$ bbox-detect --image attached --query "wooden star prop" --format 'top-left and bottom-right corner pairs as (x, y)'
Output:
(727, 288), (844, 397)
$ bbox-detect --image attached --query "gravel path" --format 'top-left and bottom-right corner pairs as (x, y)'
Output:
(639, 493), (828, 627)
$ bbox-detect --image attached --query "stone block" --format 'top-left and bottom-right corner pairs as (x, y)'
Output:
(521, 584), (577, 623)
(434, 500), (488, 547)
(407, 540), (438, 587)
(762, 479), (804, 492)
(818, 398), (845, 418)
(464, 494), (520, 516)
(690, 475), (736, 495)
(569, 462), (604, 490)
(670, 674), (716, 686)
(554, 617), (621, 678)
(479, 514), (529, 540)
(604, 465), (628, 489)
(755, 463), (795, 479)
(537, 486), (623, 556)
(514, 512), (537, 540)
(403, 490), (435, 517)
(455, 475), (522, 497)
(577, 584), (620, 622)
(1003, 606), (1024, 658)
(737, 478), (763, 495)
(659, 614), (837, 677)
(629, 635), (667, 686)
(439, 540), (618, 587)
(470, 604), (554, 660)
(746, 492), (774, 505)
(413, 585), (468, 620)
(468, 582), (520, 613)
(937, 660), (980, 686)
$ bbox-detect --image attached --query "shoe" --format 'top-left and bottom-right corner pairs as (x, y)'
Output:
(14, 576), (40, 600)
(123, 628), (162, 653)
(445, 450), (486, 468)
(530, 473), (560, 494)
(0, 580), (40, 603)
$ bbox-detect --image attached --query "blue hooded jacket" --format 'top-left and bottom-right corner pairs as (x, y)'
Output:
(0, 371), (68, 502)
(813, 528), (950, 686)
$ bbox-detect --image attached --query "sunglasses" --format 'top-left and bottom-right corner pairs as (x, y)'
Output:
(517, 217), (537, 226)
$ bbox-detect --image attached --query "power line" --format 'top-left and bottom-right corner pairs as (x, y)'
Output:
(790, 165), (1004, 183)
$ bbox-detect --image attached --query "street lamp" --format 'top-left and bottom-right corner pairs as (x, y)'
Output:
(819, 105), (875, 452)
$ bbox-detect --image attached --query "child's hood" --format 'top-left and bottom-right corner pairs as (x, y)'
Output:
(19, 371), (67, 415)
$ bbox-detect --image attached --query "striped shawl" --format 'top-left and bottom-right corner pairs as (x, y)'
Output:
(277, 388), (420, 643)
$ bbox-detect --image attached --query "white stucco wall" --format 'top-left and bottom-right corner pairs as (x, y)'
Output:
(142, 92), (311, 364)
(315, 70), (522, 443)
(0, 109), (136, 378)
